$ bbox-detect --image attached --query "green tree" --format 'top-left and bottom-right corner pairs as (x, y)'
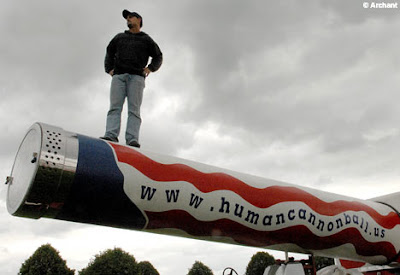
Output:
(187, 261), (214, 275)
(315, 256), (334, 270)
(79, 247), (138, 275)
(245, 251), (275, 275)
(19, 243), (74, 275)
(138, 261), (159, 275)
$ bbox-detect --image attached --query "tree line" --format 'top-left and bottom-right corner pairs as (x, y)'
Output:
(18, 244), (158, 275)
(18, 243), (333, 275)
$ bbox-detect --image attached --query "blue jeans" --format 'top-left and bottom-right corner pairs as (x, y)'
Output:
(104, 74), (145, 144)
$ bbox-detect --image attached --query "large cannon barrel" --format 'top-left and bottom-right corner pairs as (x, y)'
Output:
(6, 122), (400, 265)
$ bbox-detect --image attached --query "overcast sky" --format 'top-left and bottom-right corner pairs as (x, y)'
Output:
(1, 0), (400, 274)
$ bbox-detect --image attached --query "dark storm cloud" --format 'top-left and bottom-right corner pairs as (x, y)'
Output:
(162, 0), (400, 157)
(1, 1), (114, 85)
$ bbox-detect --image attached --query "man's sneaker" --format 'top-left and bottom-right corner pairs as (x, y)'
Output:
(100, 136), (119, 142)
(128, 140), (141, 148)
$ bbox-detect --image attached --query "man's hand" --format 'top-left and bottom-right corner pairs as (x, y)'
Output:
(109, 69), (114, 76)
(143, 67), (151, 77)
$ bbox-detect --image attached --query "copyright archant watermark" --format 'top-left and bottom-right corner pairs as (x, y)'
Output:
(363, 2), (399, 8)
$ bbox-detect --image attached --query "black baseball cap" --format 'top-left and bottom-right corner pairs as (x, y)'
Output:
(122, 10), (143, 27)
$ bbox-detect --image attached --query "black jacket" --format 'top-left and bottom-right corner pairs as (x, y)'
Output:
(104, 31), (163, 76)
